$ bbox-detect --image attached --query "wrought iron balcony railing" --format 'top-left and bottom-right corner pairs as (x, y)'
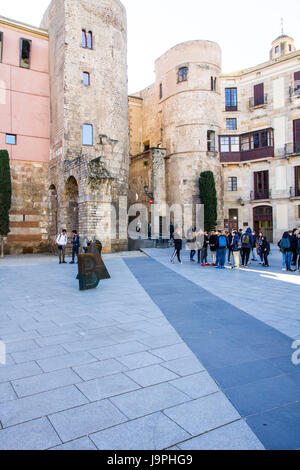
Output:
(249, 94), (268, 109)
(250, 189), (272, 201)
(284, 142), (300, 155)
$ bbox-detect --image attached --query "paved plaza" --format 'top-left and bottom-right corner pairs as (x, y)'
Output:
(0, 246), (299, 450)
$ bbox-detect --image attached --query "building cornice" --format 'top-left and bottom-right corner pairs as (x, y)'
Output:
(221, 50), (300, 78)
(0, 15), (48, 39)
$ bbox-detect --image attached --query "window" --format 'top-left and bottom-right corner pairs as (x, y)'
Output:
(293, 119), (300, 153)
(289, 44), (292, 52)
(20, 39), (31, 69)
(228, 177), (237, 191)
(225, 88), (237, 111)
(87, 31), (93, 49)
(220, 136), (239, 153)
(241, 135), (250, 151)
(159, 83), (163, 99)
(253, 83), (264, 106)
(6, 134), (16, 145)
(275, 45), (279, 54)
(83, 72), (90, 86)
(0, 32), (3, 63)
(226, 118), (237, 130)
(82, 124), (93, 146)
(295, 166), (300, 196)
(178, 67), (188, 82)
(211, 77), (217, 91)
(251, 132), (260, 149)
(294, 72), (300, 94)
(207, 131), (216, 151)
(230, 136), (239, 152)
(82, 30), (87, 48)
(220, 136), (229, 153)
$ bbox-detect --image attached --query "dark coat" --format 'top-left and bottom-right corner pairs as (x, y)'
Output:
(232, 234), (241, 252)
(209, 234), (218, 252)
(174, 237), (182, 250)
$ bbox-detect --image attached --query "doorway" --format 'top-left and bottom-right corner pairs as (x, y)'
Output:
(253, 206), (273, 242)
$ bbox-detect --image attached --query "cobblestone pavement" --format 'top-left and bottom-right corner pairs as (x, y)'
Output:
(0, 247), (298, 450)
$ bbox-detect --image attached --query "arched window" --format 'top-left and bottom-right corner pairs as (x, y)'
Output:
(87, 31), (93, 49)
(82, 124), (93, 146)
(82, 30), (87, 48)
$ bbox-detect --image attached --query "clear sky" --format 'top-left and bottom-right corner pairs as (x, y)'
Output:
(1, 0), (300, 93)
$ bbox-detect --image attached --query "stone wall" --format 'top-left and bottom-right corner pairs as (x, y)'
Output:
(7, 160), (49, 254)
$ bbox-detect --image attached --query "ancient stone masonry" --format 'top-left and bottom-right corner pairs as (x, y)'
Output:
(42, 0), (129, 252)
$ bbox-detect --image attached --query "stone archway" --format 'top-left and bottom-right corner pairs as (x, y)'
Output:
(65, 176), (79, 235)
(49, 184), (58, 240)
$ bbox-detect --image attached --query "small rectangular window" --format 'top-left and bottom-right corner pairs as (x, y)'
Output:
(20, 39), (31, 69)
(230, 136), (239, 152)
(82, 124), (93, 146)
(82, 30), (87, 48)
(6, 134), (16, 145)
(83, 72), (90, 86)
(178, 67), (188, 82)
(226, 118), (237, 130)
(275, 45), (279, 54)
(211, 77), (217, 91)
(241, 135), (250, 151)
(207, 131), (216, 151)
(228, 177), (238, 191)
(159, 83), (163, 100)
(225, 88), (237, 111)
(87, 32), (93, 49)
(0, 32), (3, 63)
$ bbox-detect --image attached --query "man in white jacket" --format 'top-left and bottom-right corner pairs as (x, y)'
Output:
(56, 230), (68, 264)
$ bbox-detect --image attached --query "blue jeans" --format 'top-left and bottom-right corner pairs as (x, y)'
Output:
(218, 248), (226, 267)
(282, 252), (286, 268)
(285, 251), (292, 270)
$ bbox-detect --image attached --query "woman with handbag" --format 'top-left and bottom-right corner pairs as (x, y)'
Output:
(56, 230), (68, 264)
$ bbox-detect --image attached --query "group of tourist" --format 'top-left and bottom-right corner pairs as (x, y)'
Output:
(170, 225), (300, 272)
(56, 230), (81, 264)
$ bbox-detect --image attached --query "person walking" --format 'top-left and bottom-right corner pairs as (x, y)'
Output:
(209, 230), (218, 266)
(200, 230), (210, 266)
(231, 230), (241, 269)
(56, 229), (68, 264)
(256, 232), (264, 264)
(171, 229), (182, 264)
(251, 230), (257, 261)
(216, 230), (228, 269)
(69, 230), (80, 264)
(260, 235), (270, 267)
(227, 231), (233, 265)
(297, 232), (300, 272)
(280, 231), (294, 272)
(187, 226), (196, 262)
(291, 229), (298, 266)
(241, 227), (253, 267)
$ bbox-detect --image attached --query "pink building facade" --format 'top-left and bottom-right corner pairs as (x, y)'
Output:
(0, 16), (50, 253)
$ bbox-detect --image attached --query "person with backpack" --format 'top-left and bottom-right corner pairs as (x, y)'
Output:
(260, 236), (270, 267)
(56, 229), (68, 264)
(216, 230), (228, 269)
(278, 236), (286, 270)
(171, 228), (183, 265)
(209, 230), (218, 266)
(69, 230), (80, 264)
(241, 227), (253, 267)
(280, 231), (294, 272)
(231, 230), (241, 269)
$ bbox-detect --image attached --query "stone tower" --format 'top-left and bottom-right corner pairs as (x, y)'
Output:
(155, 41), (223, 224)
(41, 0), (129, 252)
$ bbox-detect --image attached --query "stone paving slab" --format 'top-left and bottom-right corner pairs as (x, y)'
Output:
(90, 412), (191, 450)
(48, 400), (128, 443)
(76, 372), (141, 401)
(0, 417), (61, 450)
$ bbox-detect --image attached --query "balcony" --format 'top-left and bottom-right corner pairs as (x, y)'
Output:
(289, 86), (300, 100)
(284, 142), (300, 156)
(220, 128), (274, 163)
(249, 94), (268, 110)
(290, 187), (300, 199)
(250, 189), (272, 201)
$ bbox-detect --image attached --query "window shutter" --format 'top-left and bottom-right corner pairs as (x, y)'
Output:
(293, 119), (300, 152)
(294, 71), (300, 91)
(254, 83), (264, 106)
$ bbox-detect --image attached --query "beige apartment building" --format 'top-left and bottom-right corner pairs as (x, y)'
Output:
(129, 34), (300, 242)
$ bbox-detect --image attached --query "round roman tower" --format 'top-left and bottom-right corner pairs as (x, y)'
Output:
(155, 40), (223, 223)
